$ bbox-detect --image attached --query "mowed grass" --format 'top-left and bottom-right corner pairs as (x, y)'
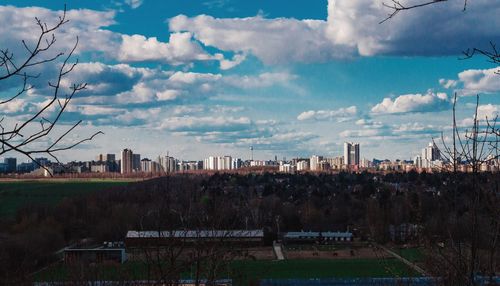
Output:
(36, 258), (419, 283)
(397, 248), (424, 263)
(0, 180), (130, 217)
(230, 258), (419, 281)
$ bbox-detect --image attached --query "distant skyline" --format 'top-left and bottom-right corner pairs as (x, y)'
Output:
(0, 0), (499, 162)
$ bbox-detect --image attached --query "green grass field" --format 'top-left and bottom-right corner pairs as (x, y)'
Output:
(0, 180), (130, 217)
(396, 248), (424, 263)
(229, 258), (418, 281)
(36, 258), (419, 283)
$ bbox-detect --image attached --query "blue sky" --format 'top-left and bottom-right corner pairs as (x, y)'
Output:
(0, 0), (499, 162)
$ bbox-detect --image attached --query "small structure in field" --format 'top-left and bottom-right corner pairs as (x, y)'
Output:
(63, 241), (127, 264)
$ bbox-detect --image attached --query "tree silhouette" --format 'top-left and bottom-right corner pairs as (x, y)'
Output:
(0, 6), (102, 173)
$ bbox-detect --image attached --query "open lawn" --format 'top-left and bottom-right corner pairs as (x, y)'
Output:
(396, 248), (424, 263)
(0, 180), (130, 217)
(36, 258), (419, 284)
(230, 258), (419, 281)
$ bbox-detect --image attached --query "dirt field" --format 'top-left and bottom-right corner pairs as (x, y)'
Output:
(284, 246), (392, 260)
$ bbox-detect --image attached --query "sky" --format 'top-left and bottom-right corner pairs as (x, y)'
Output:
(0, 0), (499, 163)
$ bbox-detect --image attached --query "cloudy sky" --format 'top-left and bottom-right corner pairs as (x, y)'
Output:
(0, 0), (499, 162)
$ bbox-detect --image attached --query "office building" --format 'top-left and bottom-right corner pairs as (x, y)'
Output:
(121, 149), (133, 174)
(310, 155), (323, 171)
(296, 160), (310, 171)
(159, 155), (177, 173)
(132, 154), (141, 172)
(344, 142), (360, 168)
(4, 157), (16, 173)
(421, 142), (441, 169)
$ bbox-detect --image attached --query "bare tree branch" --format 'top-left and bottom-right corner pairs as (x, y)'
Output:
(0, 6), (102, 176)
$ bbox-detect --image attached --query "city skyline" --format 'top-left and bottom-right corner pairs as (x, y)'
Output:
(0, 1), (498, 163)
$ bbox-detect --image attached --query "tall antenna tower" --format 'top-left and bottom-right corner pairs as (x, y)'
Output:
(250, 146), (254, 161)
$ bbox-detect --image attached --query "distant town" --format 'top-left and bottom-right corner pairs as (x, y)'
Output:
(1, 141), (498, 177)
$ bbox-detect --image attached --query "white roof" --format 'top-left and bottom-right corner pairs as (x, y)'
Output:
(126, 229), (264, 239)
(284, 231), (352, 239)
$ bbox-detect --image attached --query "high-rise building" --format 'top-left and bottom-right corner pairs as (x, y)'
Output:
(325, 156), (344, 170)
(159, 155), (177, 173)
(141, 158), (152, 173)
(414, 155), (422, 169)
(106, 154), (116, 162)
(4, 157), (16, 173)
(132, 154), (141, 172)
(96, 154), (105, 162)
(296, 160), (310, 171)
(121, 149), (133, 174)
(231, 158), (242, 169)
(310, 155), (323, 171)
(204, 156), (217, 171)
(421, 142), (441, 169)
(344, 142), (360, 168)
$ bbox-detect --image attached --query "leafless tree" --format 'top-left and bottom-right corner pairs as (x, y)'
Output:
(0, 6), (102, 173)
(424, 94), (500, 285)
(380, 0), (465, 23)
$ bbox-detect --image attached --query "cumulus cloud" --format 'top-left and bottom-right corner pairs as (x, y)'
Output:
(160, 116), (252, 133)
(371, 91), (450, 114)
(125, 0), (143, 9)
(297, 106), (358, 121)
(326, 0), (500, 56)
(0, 5), (245, 69)
(118, 33), (214, 64)
(340, 121), (441, 139)
(458, 104), (499, 127)
(224, 72), (297, 89)
(215, 53), (247, 70)
(439, 79), (458, 89)
(456, 68), (500, 95)
(0, 6), (119, 59)
(169, 14), (343, 65)
(167, 0), (499, 64)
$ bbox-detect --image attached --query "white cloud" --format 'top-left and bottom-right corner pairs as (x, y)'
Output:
(160, 116), (252, 133)
(326, 0), (500, 57)
(215, 53), (247, 70)
(0, 6), (246, 69)
(439, 78), (458, 89)
(167, 0), (500, 64)
(371, 91), (450, 114)
(457, 68), (500, 95)
(224, 72), (297, 89)
(125, 0), (143, 9)
(458, 104), (499, 127)
(297, 106), (358, 121)
(169, 14), (343, 65)
(68, 105), (127, 116)
(118, 33), (213, 64)
(0, 6), (119, 58)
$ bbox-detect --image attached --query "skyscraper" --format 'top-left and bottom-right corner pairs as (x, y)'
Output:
(310, 155), (322, 171)
(344, 142), (360, 168)
(421, 142), (441, 168)
(4, 157), (16, 173)
(121, 149), (133, 174)
(133, 154), (141, 172)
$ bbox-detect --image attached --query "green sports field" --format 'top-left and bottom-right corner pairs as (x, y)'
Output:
(396, 248), (424, 263)
(229, 258), (419, 281)
(36, 258), (419, 284)
(0, 180), (130, 217)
